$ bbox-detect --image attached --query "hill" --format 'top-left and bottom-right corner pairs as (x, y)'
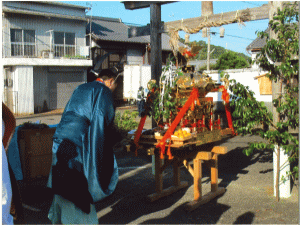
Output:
(179, 38), (251, 63)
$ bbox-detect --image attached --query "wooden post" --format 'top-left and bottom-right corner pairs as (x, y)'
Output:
(211, 153), (218, 192)
(193, 159), (202, 201)
(173, 157), (180, 187)
(150, 3), (162, 128)
(155, 150), (163, 193)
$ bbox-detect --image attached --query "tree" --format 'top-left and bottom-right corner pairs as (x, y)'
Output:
(214, 51), (250, 70)
(221, 2), (299, 201)
(178, 38), (251, 62)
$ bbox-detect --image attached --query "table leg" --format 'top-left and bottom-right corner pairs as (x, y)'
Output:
(193, 158), (202, 201)
(148, 154), (188, 202)
(155, 151), (163, 193)
(211, 153), (218, 192)
(173, 157), (180, 187)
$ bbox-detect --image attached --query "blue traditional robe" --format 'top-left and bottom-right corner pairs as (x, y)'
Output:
(47, 81), (118, 223)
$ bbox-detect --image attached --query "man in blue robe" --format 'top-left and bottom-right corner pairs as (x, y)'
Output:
(47, 69), (119, 224)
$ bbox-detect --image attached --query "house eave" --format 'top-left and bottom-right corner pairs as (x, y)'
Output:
(2, 7), (88, 22)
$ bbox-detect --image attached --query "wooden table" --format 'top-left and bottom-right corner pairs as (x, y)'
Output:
(133, 129), (231, 211)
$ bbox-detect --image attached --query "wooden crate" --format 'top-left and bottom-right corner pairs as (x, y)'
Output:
(18, 128), (56, 181)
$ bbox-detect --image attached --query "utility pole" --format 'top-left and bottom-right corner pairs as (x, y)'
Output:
(87, 1), (93, 60)
(207, 28), (211, 71)
(201, 1), (213, 71)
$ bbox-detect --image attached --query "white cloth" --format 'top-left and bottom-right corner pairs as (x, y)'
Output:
(2, 120), (14, 225)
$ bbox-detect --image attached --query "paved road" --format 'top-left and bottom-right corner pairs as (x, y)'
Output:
(14, 111), (299, 224)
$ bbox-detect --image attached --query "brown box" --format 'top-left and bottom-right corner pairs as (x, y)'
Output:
(18, 128), (56, 181)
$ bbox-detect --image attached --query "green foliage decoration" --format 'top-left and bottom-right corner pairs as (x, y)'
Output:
(148, 59), (184, 125)
(220, 2), (299, 183)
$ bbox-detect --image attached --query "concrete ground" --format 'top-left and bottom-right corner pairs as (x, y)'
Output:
(14, 108), (299, 224)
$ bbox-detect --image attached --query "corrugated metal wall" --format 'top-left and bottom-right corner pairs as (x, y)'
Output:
(16, 66), (34, 115)
(47, 67), (86, 110)
(123, 65), (151, 100)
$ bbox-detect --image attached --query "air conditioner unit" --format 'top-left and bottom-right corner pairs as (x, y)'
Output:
(42, 51), (54, 59)
(42, 51), (50, 58)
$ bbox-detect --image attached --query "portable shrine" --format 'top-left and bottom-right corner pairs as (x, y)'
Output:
(128, 64), (236, 211)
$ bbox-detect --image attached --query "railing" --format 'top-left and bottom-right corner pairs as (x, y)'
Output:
(54, 44), (75, 58)
(2, 42), (88, 59)
(10, 42), (36, 57)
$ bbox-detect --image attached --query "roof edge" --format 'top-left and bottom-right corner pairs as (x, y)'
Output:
(3, 7), (88, 21)
(88, 15), (122, 23)
(30, 1), (89, 9)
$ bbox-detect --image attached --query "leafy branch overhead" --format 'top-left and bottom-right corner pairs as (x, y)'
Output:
(221, 2), (299, 181)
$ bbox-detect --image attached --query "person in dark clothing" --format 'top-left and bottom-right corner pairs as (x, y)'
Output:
(137, 86), (145, 117)
(47, 69), (119, 224)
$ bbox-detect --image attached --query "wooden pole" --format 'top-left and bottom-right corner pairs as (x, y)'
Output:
(207, 28), (210, 71)
(150, 3), (162, 128)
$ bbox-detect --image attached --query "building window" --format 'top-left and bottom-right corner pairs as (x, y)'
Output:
(11, 29), (35, 57)
(54, 32), (75, 57)
(109, 53), (121, 68)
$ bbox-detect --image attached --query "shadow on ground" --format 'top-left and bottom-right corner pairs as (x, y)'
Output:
(17, 136), (276, 224)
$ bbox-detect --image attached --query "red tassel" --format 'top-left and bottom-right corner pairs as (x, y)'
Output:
(167, 143), (173, 160)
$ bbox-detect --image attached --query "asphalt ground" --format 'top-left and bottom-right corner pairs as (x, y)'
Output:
(13, 108), (299, 224)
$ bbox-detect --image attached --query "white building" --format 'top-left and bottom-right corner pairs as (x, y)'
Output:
(2, 1), (92, 115)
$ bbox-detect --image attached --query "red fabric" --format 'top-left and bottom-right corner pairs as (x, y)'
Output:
(156, 88), (199, 158)
(133, 115), (147, 156)
(183, 49), (196, 58)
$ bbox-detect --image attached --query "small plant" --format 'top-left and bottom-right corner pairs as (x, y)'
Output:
(64, 54), (87, 59)
(114, 110), (139, 133)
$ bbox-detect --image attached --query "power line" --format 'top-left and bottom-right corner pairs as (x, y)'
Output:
(241, 1), (262, 7)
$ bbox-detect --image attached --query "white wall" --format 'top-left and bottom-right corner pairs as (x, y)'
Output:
(205, 68), (272, 103)
(251, 52), (260, 70)
(123, 65), (151, 99)
(123, 66), (272, 105)
(16, 66), (34, 115)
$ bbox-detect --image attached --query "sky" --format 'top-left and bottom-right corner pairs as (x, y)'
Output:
(61, 1), (270, 56)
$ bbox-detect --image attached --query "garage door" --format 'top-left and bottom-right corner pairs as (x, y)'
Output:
(49, 72), (85, 110)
